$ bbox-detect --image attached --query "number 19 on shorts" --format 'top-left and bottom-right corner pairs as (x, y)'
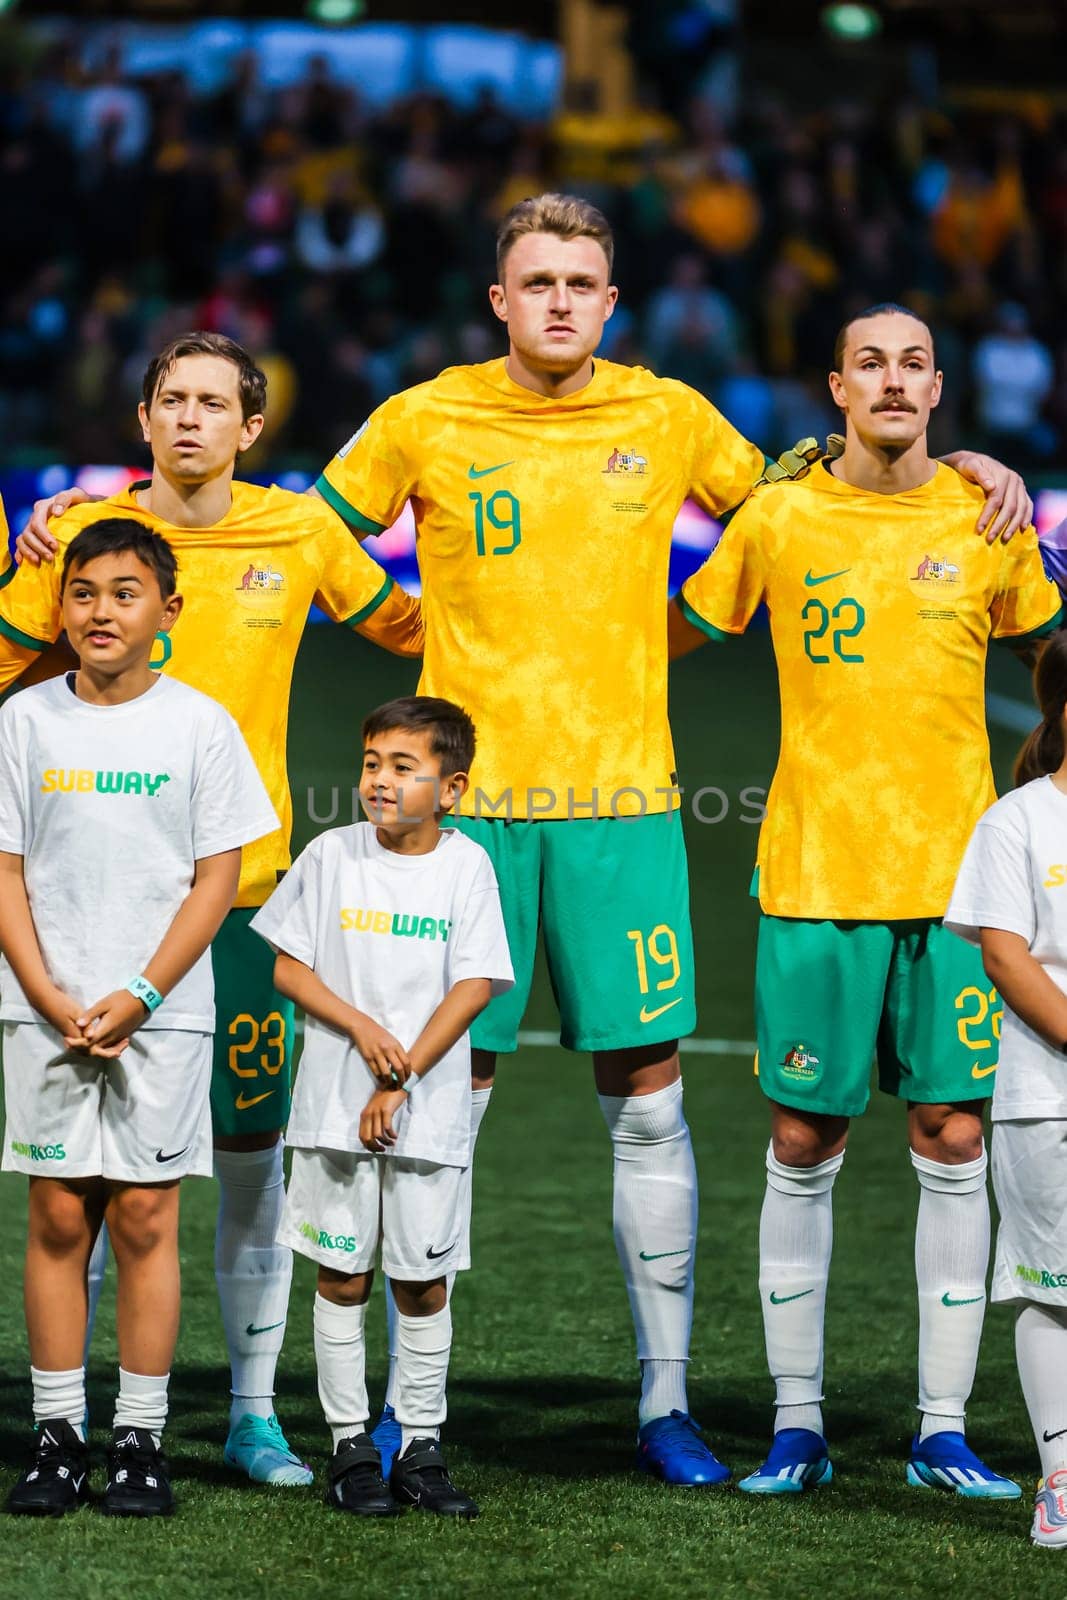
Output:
(627, 924), (684, 1025)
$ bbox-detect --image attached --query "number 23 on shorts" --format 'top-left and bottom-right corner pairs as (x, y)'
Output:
(228, 1010), (288, 1110)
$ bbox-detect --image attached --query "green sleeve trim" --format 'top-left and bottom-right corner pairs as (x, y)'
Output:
(342, 573), (395, 628)
(0, 614), (48, 653)
(677, 591), (733, 643)
(315, 475), (387, 536)
(994, 606), (1063, 649)
(0, 558), (18, 594)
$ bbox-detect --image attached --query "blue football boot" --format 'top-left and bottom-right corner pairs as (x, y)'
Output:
(739, 1428), (833, 1495)
(636, 1410), (731, 1486)
(906, 1432), (1021, 1499)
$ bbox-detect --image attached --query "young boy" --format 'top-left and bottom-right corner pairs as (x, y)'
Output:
(251, 696), (513, 1519)
(0, 519), (277, 1516)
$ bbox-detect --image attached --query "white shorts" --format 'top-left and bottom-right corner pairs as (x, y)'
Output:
(2, 1021), (214, 1183)
(279, 1146), (469, 1279)
(991, 1119), (1067, 1306)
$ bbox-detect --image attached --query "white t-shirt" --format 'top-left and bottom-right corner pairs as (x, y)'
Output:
(0, 673), (278, 1032)
(250, 822), (514, 1166)
(945, 775), (1067, 1120)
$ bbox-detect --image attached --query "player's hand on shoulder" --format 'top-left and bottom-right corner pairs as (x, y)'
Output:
(947, 451), (1033, 543)
(77, 989), (148, 1056)
(359, 1087), (407, 1152)
(18, 486), (94, 566)
(347, 1011), (411, 1086)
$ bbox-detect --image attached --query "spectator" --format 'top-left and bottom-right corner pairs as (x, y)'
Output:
(972, 303), (1056, 463)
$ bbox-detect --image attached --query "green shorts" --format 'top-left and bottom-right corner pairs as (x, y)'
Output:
(445, 811), (696, 1054)
(755, 914), (1000, 1117)
(209, 907), (295, 1137)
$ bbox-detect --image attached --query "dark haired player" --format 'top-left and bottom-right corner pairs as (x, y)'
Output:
(672, 303), (1061, 1496)
(0, 333), (423, 1487)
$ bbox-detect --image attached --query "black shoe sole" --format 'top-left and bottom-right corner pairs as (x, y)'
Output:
(100, 1499), (174, 1518)
(326, 1496), (405, 1517)
(393, 1492), (478, 1519)
(9, 1500), (86, 1518)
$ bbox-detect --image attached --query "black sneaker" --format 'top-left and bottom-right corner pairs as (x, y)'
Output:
(8, 1419), (90, 1516)
(325, 1434), (403, 1517)
(101, 1427), (174, 1517)
(390, 1436), (478, 1518)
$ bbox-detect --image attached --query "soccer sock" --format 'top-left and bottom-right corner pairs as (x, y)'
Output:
(1015, 1302), (1067, 1478)
(394, 1305), (451, 1447)
(113, 1368), (170, 1448)
(213, 1143), (292, 1429)
(597, 1080), (697, 1425)
(31, 1365), (87, 1441)
(759, 1142), (843, 1437)
(313, 1293), (369, 1450)
(83, 1225), (109, 1367)
(911, 1146), (989, 1440)
(384, 1087), (492, 1412)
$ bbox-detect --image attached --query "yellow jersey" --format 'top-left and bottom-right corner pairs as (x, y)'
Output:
(0, 481), (423, 906)
(317, 357), (764, 818)
(679, 462), (1062, 921)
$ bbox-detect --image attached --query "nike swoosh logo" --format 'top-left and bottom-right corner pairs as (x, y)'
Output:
(246, 1320), (285, 1337)
(804, 567), (851, 587)
(639, 1249), (689, 1262)
(468, 461), (514, 480)
(1044, 1427), (1067, 1442)
(769, 1289), (814, 1305)
(941, 1292), (984, 1307)
(971, 1061), (997, 1079)
(155, 1146), (189, 1164)
(235, 1089), (275, 1110)
(639, 997), (683, 1024)
(426, 1241), (458, 1260)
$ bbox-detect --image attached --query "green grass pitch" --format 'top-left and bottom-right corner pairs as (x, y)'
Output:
(0, 625), (1052, 1599)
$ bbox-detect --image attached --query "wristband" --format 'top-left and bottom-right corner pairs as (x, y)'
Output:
(400, 1076), (416, 1094)
(126, 975), (163, 1014)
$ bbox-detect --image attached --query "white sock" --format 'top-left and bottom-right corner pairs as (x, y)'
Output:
(759, 1142), (843, 1437)
(912, 1146), (989, 1439)
(384, 1088), (492, 1411)
(214, 1143), (292, 1428)
(1016, 1302), (1067, 1478)
(113, 1368), (169, 1447)
(31, 1365), (86, 1441)
(313, 1293), (369, 1450)
(598, 1080), (698, 1425)
(83, 1226), (109, 1367)
(394, 1305), (451, 1438)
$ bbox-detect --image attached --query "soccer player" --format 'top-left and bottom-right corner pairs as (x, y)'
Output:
(945, 632), (1067, 1546)
(1, 520), (277, 1516)
(671, 303), (1062, 1496)
(251, 696), (513, 1518)
(0, 332), (423, 1486)
(307, 199), (1034, 1482)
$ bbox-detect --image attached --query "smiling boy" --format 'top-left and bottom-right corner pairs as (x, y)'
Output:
(251, 696), (513, 1518)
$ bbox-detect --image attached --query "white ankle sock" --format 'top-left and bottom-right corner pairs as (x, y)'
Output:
(598, 1080), (697, 1424)
(1016, 1302), (1067, 1478)
(113, 1368), (169, 1447)
(214, 1143), (292, 1428)
(314, 1294), (369, 1449)
(393, 1306), (451, 1435)
(31, 1365), (86, 1441)
(911, 1147), (989, 1439)
(385, 1088), (492, 1412)
(83, 1227), (109, 1367)
(759, 1143), (843, 1438)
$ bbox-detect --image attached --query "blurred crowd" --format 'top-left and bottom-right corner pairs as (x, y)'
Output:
(3, 31), (1067, 468)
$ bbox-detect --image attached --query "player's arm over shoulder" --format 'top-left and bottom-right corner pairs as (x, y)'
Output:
(311, 390), (418, 539)
(306, 492), (423, 658)
(669, 480), (781, 659)
(663, 379), (765, 519)
(989, 521), (1062, 664)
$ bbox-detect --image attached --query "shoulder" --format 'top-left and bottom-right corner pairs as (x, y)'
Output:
(971, 784), (1037, 840)
(160, 677), (242, 737)
(49, 490), (147, 546)
(0, 676), (64, 730)
(441, 828), (498, 880)
(929, 463), (986, 515)
(249, 480), (335, 537)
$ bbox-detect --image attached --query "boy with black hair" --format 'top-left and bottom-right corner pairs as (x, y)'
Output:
(251, 696), (513, 1519)
(0, 520), (276, 1516)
